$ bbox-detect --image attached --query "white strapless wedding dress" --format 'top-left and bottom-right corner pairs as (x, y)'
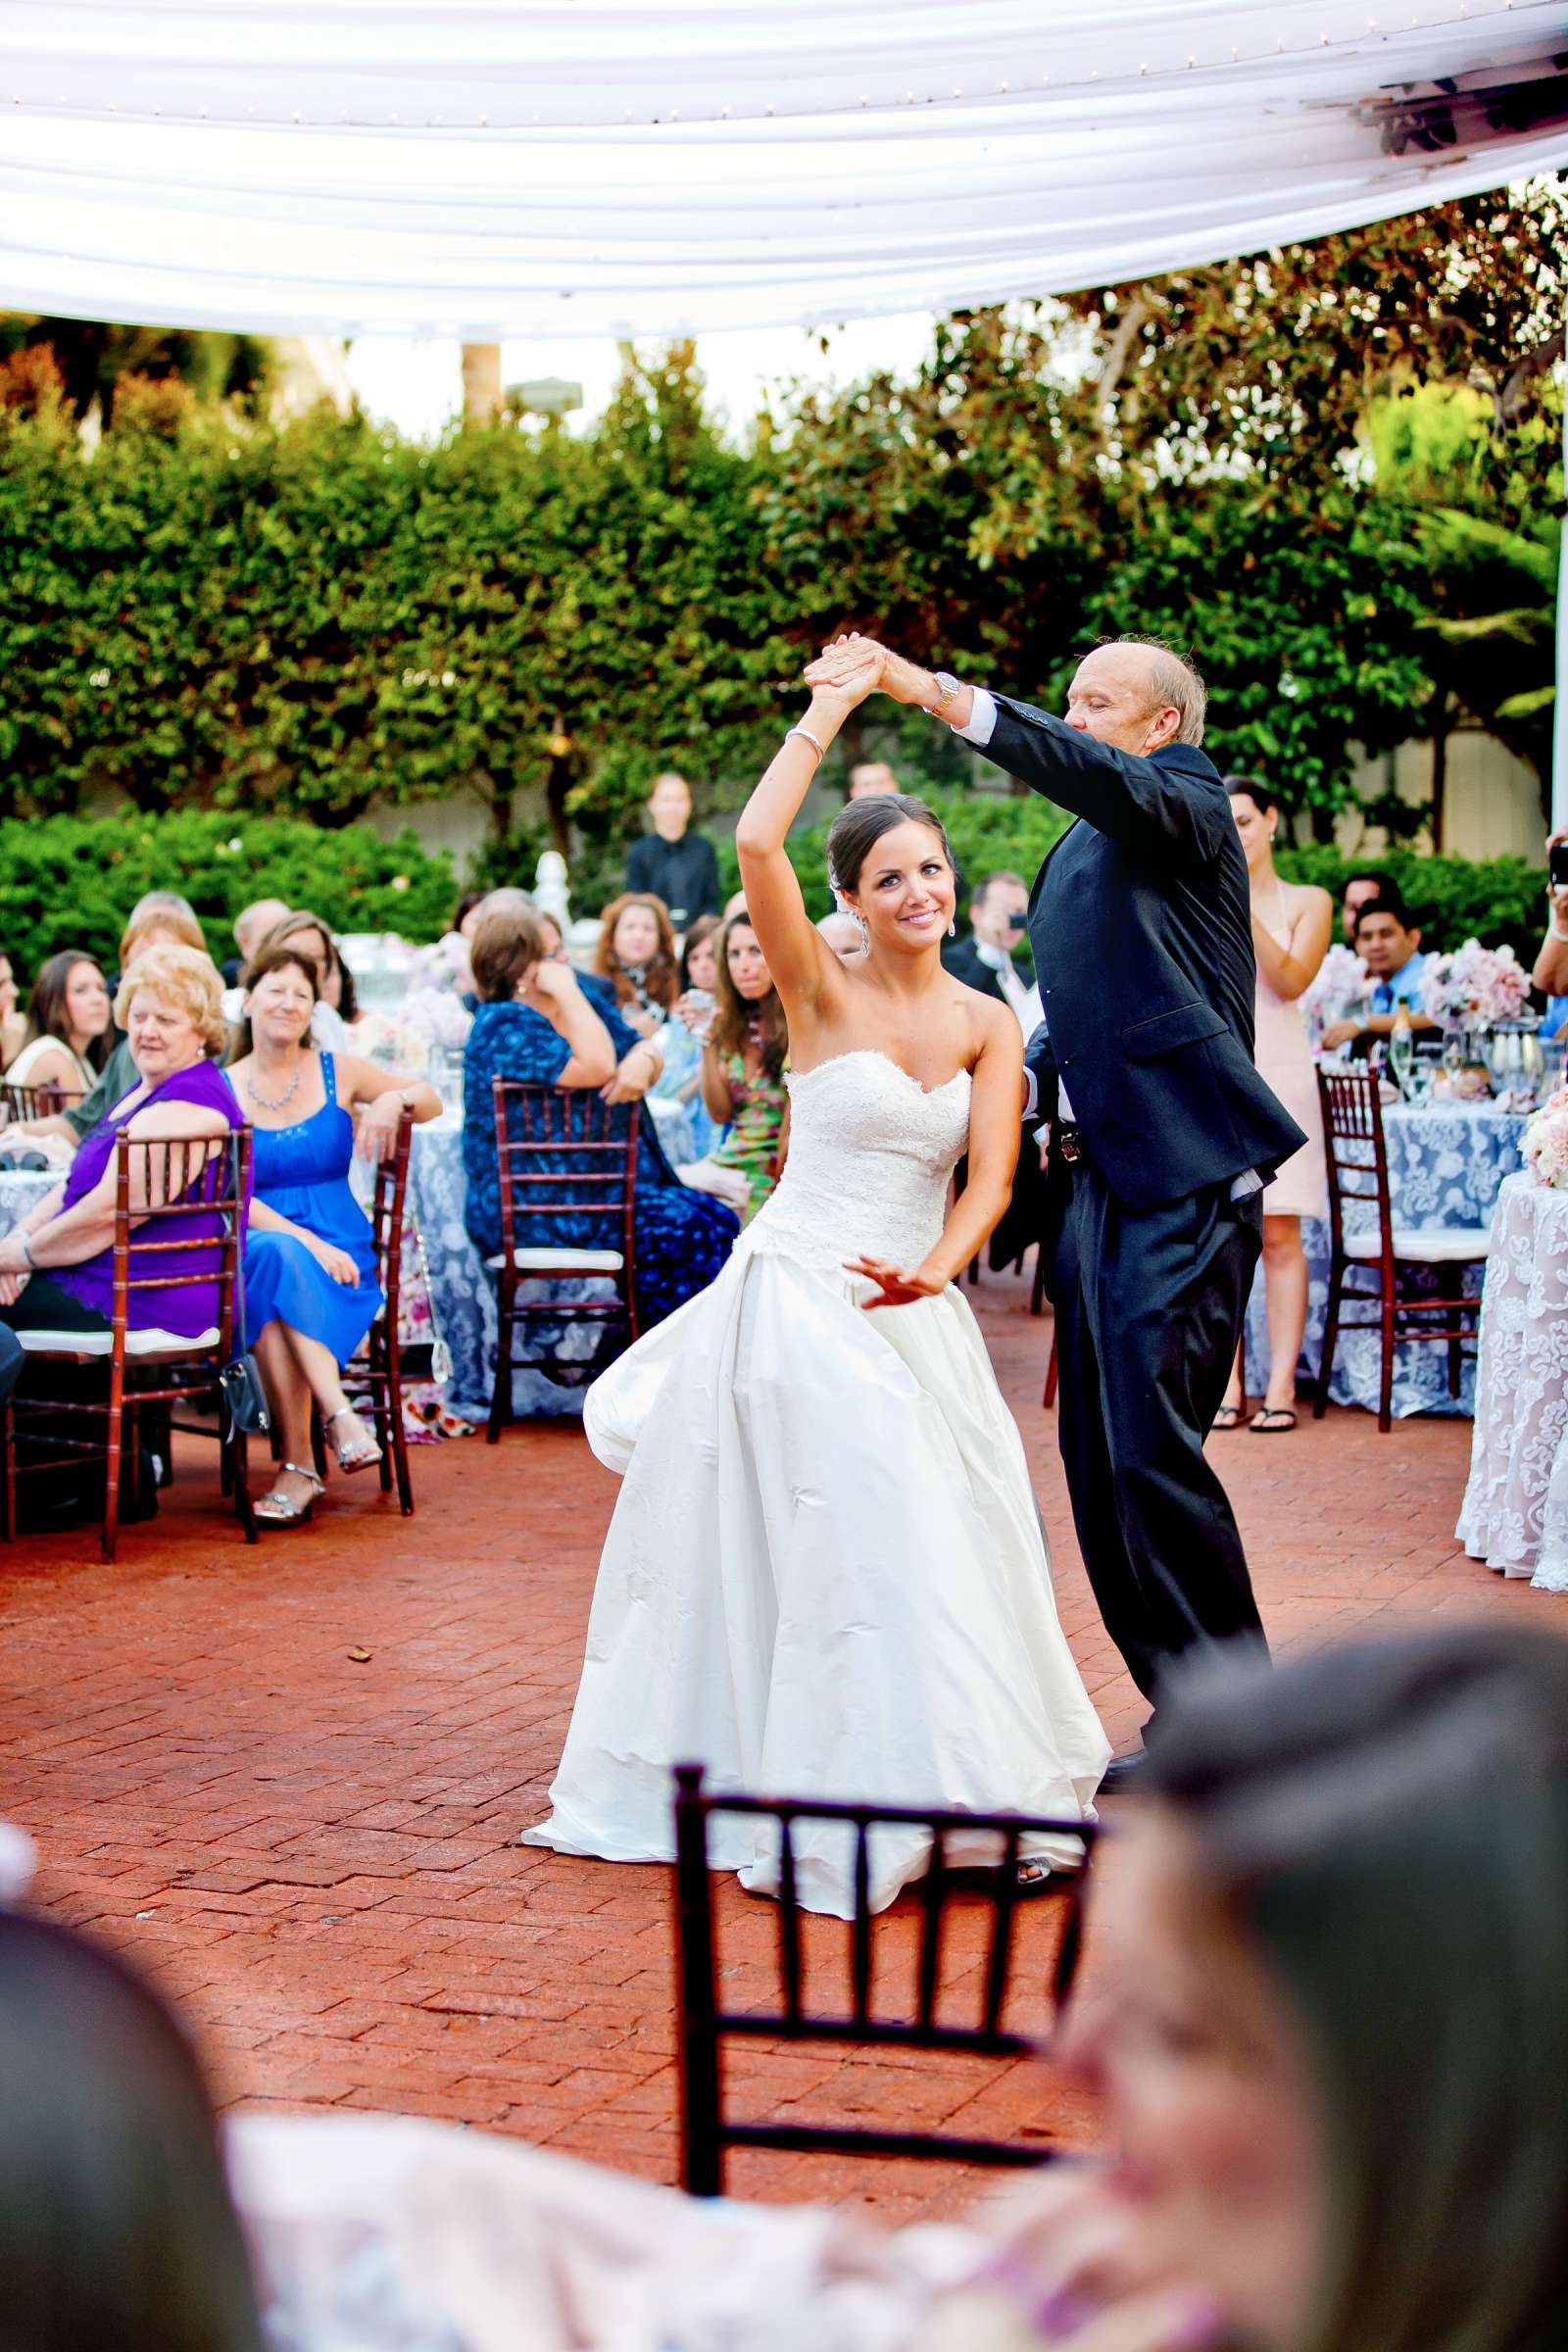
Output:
(521, 1049), (1109, 1915)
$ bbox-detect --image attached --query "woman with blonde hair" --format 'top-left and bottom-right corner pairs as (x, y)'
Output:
(0, 945), (244, 1347)
(592, 893), (679, 1040)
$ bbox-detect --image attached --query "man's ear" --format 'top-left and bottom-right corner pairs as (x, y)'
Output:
(1145, 705), (1181, 752)
(1408, 928), (1422, 952)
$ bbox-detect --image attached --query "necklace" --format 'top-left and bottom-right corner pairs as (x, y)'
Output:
(244, 1058), (304, 1113)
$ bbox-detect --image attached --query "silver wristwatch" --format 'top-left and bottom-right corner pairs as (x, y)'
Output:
(927, 671), (961, 723)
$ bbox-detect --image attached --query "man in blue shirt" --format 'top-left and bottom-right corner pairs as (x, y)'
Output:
(1321, 893), (1437, 1051)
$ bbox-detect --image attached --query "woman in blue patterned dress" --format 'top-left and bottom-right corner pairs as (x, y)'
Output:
(462, 901), (737, 1335)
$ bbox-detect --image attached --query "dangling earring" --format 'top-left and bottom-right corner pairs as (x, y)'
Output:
(856, 912), (871, 955)
(948, 917), (956, 937)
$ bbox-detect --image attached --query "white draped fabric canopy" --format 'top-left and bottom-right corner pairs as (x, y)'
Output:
(1, 1), (1566, 338)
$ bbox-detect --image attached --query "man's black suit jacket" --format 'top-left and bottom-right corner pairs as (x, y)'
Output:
(978, 694), (1304, 1213)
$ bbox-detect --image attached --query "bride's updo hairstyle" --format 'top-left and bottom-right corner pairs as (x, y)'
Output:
(826, 793), (956, 905)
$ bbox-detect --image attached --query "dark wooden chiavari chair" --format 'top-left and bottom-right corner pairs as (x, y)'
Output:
(672, 1761), (1097, 2195)
(0, 1127), (255, 1558)
(484, 1080), (640, 1443)
(334, 1105), (416, 1513)
(1316, 1066), (1489, 1432)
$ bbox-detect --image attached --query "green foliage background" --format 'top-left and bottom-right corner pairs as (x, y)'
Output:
(0, 810), (454, 976)
(0, 183), (1559, 959)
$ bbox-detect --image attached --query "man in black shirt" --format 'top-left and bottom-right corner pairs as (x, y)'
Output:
(624, 772), (721, 930)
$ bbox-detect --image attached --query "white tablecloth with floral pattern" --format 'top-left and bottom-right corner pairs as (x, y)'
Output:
(1456, 1171), (1568, 1592)
(1244, 1102), (1527, 1419)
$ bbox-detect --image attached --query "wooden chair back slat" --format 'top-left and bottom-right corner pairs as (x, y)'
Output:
(1, 1080), (84, 1123)
(672, 1764), (1099, 2194)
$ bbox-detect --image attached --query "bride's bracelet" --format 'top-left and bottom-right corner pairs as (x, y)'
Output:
(786, 725), (826, 766)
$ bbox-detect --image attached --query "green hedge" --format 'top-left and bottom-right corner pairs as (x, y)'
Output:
(0, 810), (455, 980)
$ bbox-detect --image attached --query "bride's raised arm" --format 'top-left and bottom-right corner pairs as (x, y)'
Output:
(733, 649), (878, 1024)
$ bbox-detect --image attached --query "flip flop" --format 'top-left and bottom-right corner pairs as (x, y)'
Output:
(1250, 1407), (1298, 1435)
(1210, 1403), (1244, 1432)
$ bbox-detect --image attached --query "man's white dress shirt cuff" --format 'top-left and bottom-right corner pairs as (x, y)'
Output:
(953, 686), (999, 747)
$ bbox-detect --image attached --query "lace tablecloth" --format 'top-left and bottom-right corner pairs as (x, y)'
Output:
(0, 1168), (62, 1240)
(1244, 1102), (1527, 1419)
(1456, 1173), (1568, 1592)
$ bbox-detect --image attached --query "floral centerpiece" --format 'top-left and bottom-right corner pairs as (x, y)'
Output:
(1300, 943), (1367, 1050)
(1422, 939), (1530, 1031)
(1521, 1091), (1568, 1191)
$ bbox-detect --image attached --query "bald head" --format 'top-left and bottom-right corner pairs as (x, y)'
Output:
(1066, 639), (1206, 754)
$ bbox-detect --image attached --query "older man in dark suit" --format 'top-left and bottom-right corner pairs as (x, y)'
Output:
(807, 634), (1304, 1766)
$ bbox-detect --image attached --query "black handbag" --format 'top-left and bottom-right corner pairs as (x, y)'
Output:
(220, 1136), (270, 1436)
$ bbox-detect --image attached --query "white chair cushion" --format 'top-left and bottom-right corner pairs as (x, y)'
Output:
(17, 1324), (221, 1356)
(1345, 1227), (1490, 1264)
(484, 1248), (624, 1274)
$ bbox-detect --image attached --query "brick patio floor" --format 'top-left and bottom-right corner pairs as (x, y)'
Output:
(2, 1269), (1560, 2225)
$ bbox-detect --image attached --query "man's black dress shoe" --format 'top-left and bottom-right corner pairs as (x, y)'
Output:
(1097, 1750), (1148, 1796)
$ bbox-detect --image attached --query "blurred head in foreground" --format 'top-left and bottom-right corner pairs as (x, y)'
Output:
(0, 1907), (264, 2352)
(1058, 1627), (1568, 2352)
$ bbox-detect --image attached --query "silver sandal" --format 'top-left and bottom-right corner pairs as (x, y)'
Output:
(327, 1406), (382, 1474)
(255, 1464), (325, 1526)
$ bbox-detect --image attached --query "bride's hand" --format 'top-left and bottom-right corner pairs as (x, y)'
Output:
(806, 633), (932, 709)
(802, 633), (885, 720)
(847, 1252), (948, 1308)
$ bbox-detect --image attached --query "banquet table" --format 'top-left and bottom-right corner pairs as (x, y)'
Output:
(0, 1167), (63, 1242)
(1456, 1172), (1568, 1593)
(1243, 1102), (1528, 1420)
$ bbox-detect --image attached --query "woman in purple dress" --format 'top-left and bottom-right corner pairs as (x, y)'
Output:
(0, 945), (244, 1342)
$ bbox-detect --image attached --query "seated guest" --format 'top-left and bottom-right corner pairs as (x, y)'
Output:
(1340, 863), (1397, 946)
(1320, 893), (1435, 1052)
(624, 771), (721, 930)
(463, 901), (738, 1331)
(0, 947), (242, 1346)
(815, 908), (867, 963)
(219, 1625), (1568, 2352)
(223, 895), (289, 987)
(847, 759), (900, 800)
(593, 893), (679, 1041)
(0, 1907), (268, 2352)
(653, 913), (723, 1158)
(229, 944), (440, 1527)
(250, 907), (360, 1047)
(4, 952), (114, 1102)
(690, 908), (788, 1222)
(0, 947), (24, 1069)
(942, 869), (1034, 1025)
(62, 898), (215, 1143)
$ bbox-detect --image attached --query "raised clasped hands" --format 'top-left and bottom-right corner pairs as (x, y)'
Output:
(846, 1251), (947, 1309)
(804, 631), (929, 709)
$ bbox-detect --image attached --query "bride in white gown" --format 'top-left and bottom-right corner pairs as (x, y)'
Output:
(522, 645), (1108, 1913)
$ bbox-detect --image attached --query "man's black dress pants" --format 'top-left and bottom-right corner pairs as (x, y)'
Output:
(1051, 1155), (1268, 1707)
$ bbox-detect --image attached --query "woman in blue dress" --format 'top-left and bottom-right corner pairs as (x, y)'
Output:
(462, 901), (738, 1343)
(231, 942), (442, 1526)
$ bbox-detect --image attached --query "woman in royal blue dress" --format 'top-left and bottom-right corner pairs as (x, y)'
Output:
(462, 900), (737, 1341)
(230, 942), (441, 1527)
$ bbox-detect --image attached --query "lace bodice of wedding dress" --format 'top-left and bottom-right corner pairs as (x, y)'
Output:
(746, 1049), (971, 1280)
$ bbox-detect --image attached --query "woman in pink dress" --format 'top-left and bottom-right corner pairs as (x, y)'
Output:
(1218, 780), (1333, 1434)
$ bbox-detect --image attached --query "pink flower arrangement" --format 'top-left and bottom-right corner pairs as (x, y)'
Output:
(1521, 1091), (1568, 1192)
(1423, 939), (1530, 1029)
